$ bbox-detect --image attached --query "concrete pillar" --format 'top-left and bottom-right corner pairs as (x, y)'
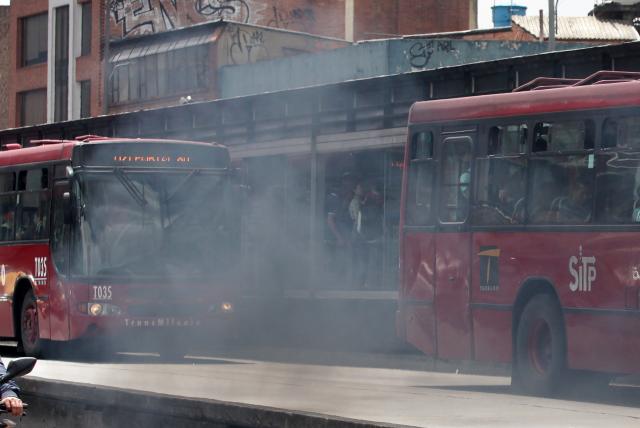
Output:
(345, 0), (354, 42)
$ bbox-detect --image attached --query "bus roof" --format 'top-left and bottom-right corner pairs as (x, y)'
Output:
(0, 138), (225, 168)
(408, 78), (640, 126)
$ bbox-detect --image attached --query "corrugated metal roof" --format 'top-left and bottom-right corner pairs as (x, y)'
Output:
(110, 31), (217, 63)
(512, 15), (639, 41)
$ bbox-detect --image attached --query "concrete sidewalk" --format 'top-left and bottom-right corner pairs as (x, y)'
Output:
(14, 355), (640, 428)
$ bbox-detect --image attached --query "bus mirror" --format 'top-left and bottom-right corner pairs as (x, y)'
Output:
(63, 192), (73, 224)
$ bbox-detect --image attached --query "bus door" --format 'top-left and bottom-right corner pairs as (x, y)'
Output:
(434, 135), (473, 360)
(49, 181), (71, 340)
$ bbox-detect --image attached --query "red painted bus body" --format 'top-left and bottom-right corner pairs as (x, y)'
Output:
(398, 73), (640, 392)
(0, 137), (238, 356)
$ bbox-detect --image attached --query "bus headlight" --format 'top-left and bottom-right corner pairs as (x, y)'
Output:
(79, 302), (122, 316)
(221, 302), (233, 313)
(89, 303), (103, 316)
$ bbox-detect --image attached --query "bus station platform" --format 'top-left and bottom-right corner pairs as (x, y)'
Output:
(11, 350), (640, 428)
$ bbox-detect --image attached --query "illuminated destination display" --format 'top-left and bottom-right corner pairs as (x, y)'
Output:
(74, 142), (228, 168)
(112, 155), (191, 163)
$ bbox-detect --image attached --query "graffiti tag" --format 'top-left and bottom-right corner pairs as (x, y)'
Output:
(228, 26), (269, 64)
(408, 40), (459, 69)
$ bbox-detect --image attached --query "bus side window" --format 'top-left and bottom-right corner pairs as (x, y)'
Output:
(439, 137), (472, 223)
(473, 157), (526, 225)
(487, 124), (527, 156)
(535, 120), (595, 152)
(0, 195), (15, 242)
(602, 116), (640, 150)
(16, 169), (49, 241)
(528, 155), (594, 225)
(595, 153), (640, 224)
(0, 173), (15, 193)
(406, 131), (434, 226)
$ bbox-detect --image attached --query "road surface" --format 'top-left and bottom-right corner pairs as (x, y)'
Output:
(7, 348), (640, 427)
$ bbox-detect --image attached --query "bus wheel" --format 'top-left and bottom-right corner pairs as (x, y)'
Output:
(19, 290), (43, 357)
(515, 294), (566, 396)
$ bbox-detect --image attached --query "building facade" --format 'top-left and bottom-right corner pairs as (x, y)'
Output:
(107, 21), (348, 115)
(0, 6), (10, 130)
(107, 0), (478, 42)
(8, 0), (101, 128)
(7, 0), (478, 129)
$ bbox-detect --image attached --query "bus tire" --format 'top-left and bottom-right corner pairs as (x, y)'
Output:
(514, 294), (567, 396)
(19, 290), (44, 357)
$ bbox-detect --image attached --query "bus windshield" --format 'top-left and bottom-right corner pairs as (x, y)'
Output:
(70, 169), (234, 279)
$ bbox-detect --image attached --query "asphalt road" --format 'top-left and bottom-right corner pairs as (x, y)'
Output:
(5, 346), (640, 428)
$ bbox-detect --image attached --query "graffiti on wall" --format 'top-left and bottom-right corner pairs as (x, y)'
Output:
(110, 0), (268, 38)
(228, 26), (269, 64)
(266, 6), (315, 33)
(408, 40), (459, 68)
(195, 0), (251, 22)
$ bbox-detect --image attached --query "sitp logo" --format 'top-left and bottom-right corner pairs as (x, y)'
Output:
(569, 246), (596, 292)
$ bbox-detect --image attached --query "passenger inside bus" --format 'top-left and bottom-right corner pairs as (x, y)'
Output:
(0, 210), (13, 241)
(549, 180), (592, 224)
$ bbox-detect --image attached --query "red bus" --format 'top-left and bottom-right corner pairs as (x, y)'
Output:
(0, 136), (238, 357)
(397, 71), (640, 394)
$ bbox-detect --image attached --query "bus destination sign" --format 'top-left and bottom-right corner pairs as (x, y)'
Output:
(75, 142), (229, 169)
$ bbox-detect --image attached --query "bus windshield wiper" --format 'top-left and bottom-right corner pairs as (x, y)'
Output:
(114, 168), (147, 208)
(167, 169), (201, 202)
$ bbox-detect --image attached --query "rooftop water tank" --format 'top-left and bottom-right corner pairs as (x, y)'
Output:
(492, 5), (527, 28)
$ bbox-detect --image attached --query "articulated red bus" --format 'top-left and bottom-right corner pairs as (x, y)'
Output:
(397, 71), (640, 394)
(0, 136), (238, 357)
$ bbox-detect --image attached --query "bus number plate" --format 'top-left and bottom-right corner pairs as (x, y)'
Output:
(92, 285), (113, 301)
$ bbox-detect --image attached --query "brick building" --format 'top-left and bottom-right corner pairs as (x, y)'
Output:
(7, 0), (478, 129)
(108, 0), (477, 42)
(8, 0), (102, 128)
(0, 6), (9, 130)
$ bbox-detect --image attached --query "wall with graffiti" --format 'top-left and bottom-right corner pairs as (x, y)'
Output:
(217, 22), (348, 66)
(109, 0), (343, 40)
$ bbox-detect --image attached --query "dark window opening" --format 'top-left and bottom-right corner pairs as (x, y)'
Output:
(80, 80), (91, 118)
(80, 2), (92, 56)
(21, 13), (48, 67)
(19, 89), (47, 127)
(54, 6), (69, 122)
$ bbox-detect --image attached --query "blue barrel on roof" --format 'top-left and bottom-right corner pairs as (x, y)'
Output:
(492, 5), (527, 28)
